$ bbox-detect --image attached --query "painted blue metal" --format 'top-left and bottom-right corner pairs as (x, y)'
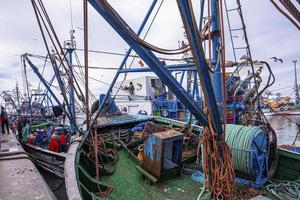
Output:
(87, 0), (208, 126)
(24, 56), (72, 121)
(51, 58), (78, 130)
(211, 0), (222, 108)
(119, 63), (195, 73)
(119, 67), (195, 73)
(199, 0), (205, 31)
(98, 94), (117, 113)
(177, 0), (222, 136)
(179, 71), (186, 85)
(78, 0), (160, 148)
(66, 48), (77, 131)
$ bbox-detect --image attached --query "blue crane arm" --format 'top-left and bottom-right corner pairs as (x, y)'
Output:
(87, 0), (208, 126)
(23, 54), (74, 124)
(177, 0), (222, 136)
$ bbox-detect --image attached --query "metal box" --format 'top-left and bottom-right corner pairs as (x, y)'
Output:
(142, 129), (183, 181)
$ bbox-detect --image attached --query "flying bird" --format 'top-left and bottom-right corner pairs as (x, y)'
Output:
(270, 57), (283, 63)
(240, 54), (249, 60)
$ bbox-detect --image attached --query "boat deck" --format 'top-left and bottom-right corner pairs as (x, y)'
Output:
(101, 151), (204, 200)
(0, 134), (56, 200)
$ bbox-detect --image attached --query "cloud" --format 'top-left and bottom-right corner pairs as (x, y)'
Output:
(0, 0), (299, 100)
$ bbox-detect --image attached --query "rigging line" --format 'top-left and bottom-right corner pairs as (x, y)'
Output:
(269, 85), (294, 92)
(32, 1), (76, 124)
(236, 0), (261, 117)
(111, 0), (165, 100)
(279, 0), (300, 23)
(37, 0), (85, 99)
(72, 66), (96, 102)
(269, 0), (300, 30)
(219, 0), (227, 133)
(84, 0), (89, 128)
(257, 61), (275, 98)
(29, 51), (85, 102)
(73, 50), (96, 101)
(101, 0), (190, 55)
(69, 0), (74, 30)
(276, 87), (295, 94)
(73, 48), (189, 61)
(207, 0), (212, 71)
(73, 65), (121, 70)
(74, 51), (85, 84)
(88, 76), (118, 88)
(37, 54), (49, 91)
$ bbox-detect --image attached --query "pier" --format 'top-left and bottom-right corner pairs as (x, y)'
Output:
(0, 134), (56, 200)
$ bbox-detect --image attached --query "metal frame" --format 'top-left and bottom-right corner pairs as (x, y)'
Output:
(87, 0), (211, 129)
(24, 55), (74, 124)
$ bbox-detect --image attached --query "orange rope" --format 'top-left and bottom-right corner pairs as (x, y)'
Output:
(200, 109), (236, 199)
(208, 0), (213, 72)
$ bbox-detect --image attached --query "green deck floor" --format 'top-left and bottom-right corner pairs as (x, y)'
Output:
(100, 151), (204, 200)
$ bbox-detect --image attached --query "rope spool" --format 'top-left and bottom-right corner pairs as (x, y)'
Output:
(225, 124), (269, 186)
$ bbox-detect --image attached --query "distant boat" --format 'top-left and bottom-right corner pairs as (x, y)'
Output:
(21, 120), (78, 178)
(263, 104), (300, 116)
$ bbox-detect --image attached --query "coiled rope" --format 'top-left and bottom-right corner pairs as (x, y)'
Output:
(266, 180), (300, 200)
(225, 124), (267, 176)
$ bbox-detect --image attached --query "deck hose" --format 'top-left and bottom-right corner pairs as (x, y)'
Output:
(225, 124), (269, 186)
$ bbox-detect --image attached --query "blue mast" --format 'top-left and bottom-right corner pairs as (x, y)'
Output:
(64, 30), (77, 131)
(211, 0), (223, 109)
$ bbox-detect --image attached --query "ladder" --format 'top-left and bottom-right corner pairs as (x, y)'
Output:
(224, 0), (253, 63)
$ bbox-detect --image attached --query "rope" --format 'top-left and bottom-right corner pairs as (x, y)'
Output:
(225, 124), (266, 176)
(269, 0), (300, 30)
(267, 180), (300, 200)
(279, 0), (300, 23)
(199, 109), (236, 200)
(98, 0), (190, 55)
(110, 0), (165, 103)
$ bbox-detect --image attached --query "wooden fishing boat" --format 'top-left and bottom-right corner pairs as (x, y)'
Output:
(22, 121), (76, 178)
(66, 115), (206, 200)
(270, 147), (300, 181)
(65, 114), (300, 200)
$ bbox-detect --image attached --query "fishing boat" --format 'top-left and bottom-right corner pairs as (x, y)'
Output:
(21, 121), (74, 178)
(22, 0), (299, 199)
(65, 112), (300, 200)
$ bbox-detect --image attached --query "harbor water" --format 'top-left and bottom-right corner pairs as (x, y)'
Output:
(267, 115), (300, 145)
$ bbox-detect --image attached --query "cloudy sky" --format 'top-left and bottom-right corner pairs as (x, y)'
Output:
(0, 0), (299, 101)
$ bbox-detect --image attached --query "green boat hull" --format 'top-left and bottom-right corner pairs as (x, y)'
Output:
(66, 116), (300, 200)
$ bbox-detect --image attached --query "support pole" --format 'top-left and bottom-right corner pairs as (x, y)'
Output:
(88, 0), (208, 125)
(84, 0), (89, 130)
(211, 0), (223, 108)
(66, 46), (76, 131)
(177, 0), (222, 136)
(293, 60), (299, 104)
(80, 0), (159, 148)
(24, 56), (73, 121)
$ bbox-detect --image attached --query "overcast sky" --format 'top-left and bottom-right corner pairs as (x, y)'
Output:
(0, 0), (299, 100)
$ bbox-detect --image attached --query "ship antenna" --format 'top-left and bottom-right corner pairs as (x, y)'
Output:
(69, 0), (74, 30)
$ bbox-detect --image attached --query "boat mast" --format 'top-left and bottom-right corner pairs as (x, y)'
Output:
(211, 0), (222, 109)
(293, 60), (299, 104)
(64, 30), (77, 131)
(84, 0), (89, 129)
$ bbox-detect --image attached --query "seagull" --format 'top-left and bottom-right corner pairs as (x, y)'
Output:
(240, 54), (249, 60)
(270, 57), (283, 63)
